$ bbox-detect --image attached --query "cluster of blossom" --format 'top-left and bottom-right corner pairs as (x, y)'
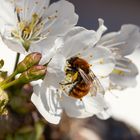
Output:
(0, 0), (140, 124)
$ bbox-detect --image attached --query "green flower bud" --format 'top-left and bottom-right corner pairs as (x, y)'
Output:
(16, 52), (42, 73)
(18, 65), (47, 84)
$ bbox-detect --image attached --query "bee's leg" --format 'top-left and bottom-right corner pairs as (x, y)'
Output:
(59, 82), (74, 85)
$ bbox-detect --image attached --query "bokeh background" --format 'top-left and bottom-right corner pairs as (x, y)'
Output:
(0, 0), (140, 139)
(53, 0), (140, 31)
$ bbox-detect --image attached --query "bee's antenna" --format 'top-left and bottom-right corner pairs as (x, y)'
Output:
(44, 58), (52, 66)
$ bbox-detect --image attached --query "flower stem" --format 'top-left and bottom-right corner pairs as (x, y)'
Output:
(0, 79), (19, 90)
(0, 71), (18, 86)
(14, 53), (20, 72)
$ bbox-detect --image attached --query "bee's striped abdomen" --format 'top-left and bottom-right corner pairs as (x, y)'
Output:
(69, 81), (91, 99)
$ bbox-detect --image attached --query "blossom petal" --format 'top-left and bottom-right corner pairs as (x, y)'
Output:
(2, 36), (26, 54)
(60, 94), (94, 118)
(99, 77), (110, 91)
(47, 53), (66, 74)
(42, 0), (78, 36)
(110, 57), (138, 88)
(15, 0), (50, 21)
(60, 27), (96, 58)
(82, 93), (109, 115)
(59, 19), (107, 58)
(96, 18), (107, 40)
(0, 0), (17, 27)
(96, 108), (111, 120)
(82, 46), (115, 77)
(30, 37), (64, 62)
(99, 24), (140, 56)
(31, 84), (62, 124)
(31, 60), (65, 124)
(1, 23), (26, 53)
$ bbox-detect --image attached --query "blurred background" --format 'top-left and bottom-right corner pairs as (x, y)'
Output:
(77, 0), (140, 31)
(53, 0), (140, 31)
(0, 0), (140, 139)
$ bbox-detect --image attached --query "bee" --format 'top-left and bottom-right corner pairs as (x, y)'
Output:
(60, 57), (105, 100)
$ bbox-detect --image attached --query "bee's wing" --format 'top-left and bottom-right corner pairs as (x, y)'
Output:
(89, 70), (105, 95)
(78, 68), (92, 85)
(78, 68), (105, 96)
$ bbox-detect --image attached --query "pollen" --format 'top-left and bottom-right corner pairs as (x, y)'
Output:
(99, 58), (104, 64)
(48, 15), (58, 20)
(100, 76), (106, 78)
(113, 69), (125, 76)
(16, 7), (23, 13)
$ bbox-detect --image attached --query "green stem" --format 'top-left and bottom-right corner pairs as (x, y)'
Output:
(0, 79), (19, 90)
(0, 71), (18, 86)
(14, 53), (20, 72)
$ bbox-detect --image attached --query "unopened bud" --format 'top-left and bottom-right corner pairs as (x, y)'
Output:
(16, 52), (42, 73)
(18, 65), (47, 84)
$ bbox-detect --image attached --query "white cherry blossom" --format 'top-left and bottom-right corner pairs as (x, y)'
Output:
(0, 0), (78, 54)
(97, 24), (140, 89)
(31, 20), (115, 124)
(109, 57), (138, 89)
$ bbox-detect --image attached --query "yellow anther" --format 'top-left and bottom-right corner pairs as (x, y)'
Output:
(113, 69), (125, 76)
(16, 7), (23, 13)
(18, 22), (26, 31)
(99, 58), (104, 64)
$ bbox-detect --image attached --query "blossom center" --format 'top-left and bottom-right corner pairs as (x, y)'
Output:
(112, 69), (125, 75)
(11, 11), (44, 50)
(10, 5), (59, 51)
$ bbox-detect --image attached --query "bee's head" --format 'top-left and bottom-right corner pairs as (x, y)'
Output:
(67, 57), (79, 66)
